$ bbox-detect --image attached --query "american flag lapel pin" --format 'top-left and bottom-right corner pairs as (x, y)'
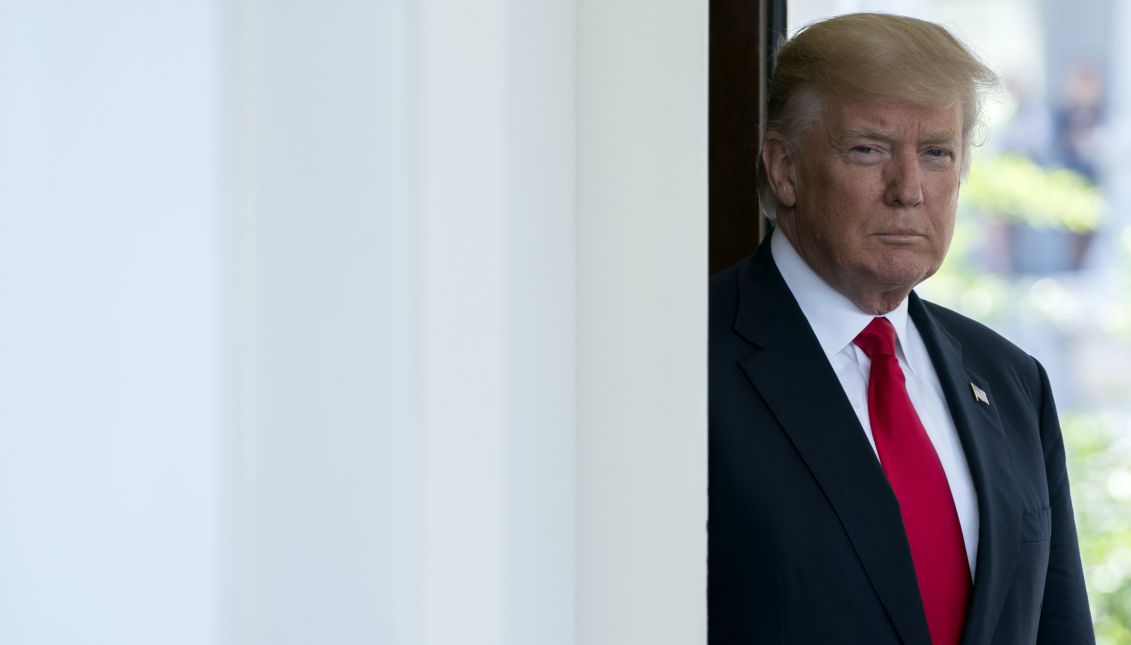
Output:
(971, 383), (989, 405)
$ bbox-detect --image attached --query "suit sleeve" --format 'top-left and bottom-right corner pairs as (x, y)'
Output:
(1033, 359), (1095, 644)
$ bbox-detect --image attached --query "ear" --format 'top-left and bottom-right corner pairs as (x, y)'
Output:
(761, 131), (798, 209)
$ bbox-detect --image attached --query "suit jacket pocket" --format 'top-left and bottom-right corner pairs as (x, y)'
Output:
(1020, 507), (1052, 543)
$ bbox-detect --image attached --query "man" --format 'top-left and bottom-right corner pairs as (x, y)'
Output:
(709, 13), (1093, 645)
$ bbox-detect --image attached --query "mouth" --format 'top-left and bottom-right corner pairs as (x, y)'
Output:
(873, 231), (926, 244)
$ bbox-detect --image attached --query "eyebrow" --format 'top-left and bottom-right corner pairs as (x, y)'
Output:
(838, 128), (959, 145)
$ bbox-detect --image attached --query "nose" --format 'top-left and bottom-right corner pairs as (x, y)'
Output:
(883, 152), (923, 207)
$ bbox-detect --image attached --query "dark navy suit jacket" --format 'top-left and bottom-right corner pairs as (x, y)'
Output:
(709, 239), (1094, 644)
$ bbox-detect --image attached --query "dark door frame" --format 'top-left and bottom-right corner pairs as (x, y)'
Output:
(708, 0), (787, 274)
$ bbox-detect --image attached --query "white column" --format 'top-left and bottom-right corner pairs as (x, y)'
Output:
(500, 1), (578, 643)
(417, 0), (578, 642)
(0, 1), (224, 644)
(417, 0), (508, 641)
(576, 0), (708, 643)
(230, 0), (406, 642)
(234, 0), (579, 643)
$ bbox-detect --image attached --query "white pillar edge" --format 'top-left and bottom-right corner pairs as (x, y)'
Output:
(576, 0), (709, 642)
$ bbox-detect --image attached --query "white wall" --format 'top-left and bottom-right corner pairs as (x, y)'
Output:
(0, 0), (706, 642)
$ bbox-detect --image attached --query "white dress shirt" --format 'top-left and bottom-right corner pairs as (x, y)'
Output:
(771, 228), (980, 575)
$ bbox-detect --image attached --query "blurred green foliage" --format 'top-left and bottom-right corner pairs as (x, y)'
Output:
(964, 154), (1105, 232)
(1064, 414), (1131, 644)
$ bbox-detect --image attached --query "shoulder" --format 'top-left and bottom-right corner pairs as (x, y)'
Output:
(916, 296), (1045, 401)
(917, 298), (1025, 353)
(917, 298), (1026, 357)
(709, 240), (788, 337)
(709, 258), (754, 367)
(709, 260), (745, 325)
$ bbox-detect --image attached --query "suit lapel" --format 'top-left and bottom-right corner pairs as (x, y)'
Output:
(733, 243), (931, 645)
(909, 296), (1022, 645)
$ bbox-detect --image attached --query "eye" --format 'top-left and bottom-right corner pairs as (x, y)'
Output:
(846, 144), (887, 164)
(922, 147), (957, 168)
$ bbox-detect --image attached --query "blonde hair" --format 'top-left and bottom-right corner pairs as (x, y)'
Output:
(758, 13), (999, 218)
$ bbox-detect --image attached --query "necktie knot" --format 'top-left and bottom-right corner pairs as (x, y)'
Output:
(854, 316), (897, 359)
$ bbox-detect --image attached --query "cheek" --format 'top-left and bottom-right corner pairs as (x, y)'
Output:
(929, 181), (960, 238)
(931, 213), (958, 263)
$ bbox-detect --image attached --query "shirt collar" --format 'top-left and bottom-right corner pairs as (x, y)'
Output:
(770, 227), (917, 372)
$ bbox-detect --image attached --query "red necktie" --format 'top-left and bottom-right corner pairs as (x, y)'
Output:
(854, 317), (971, 645)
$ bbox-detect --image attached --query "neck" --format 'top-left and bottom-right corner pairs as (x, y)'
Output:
(843, 289), (909, 316)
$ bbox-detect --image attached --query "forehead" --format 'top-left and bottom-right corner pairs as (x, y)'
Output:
(820, 99), (964, 140)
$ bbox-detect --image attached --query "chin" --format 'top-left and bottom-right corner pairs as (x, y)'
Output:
(867, 267), (930, 293)
(869, 256), (938, 286)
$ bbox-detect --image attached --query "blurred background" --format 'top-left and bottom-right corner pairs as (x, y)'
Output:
(793, 1), (1131, 642)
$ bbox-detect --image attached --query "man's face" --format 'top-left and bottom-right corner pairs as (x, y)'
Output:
(768, 99), (964, 314)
